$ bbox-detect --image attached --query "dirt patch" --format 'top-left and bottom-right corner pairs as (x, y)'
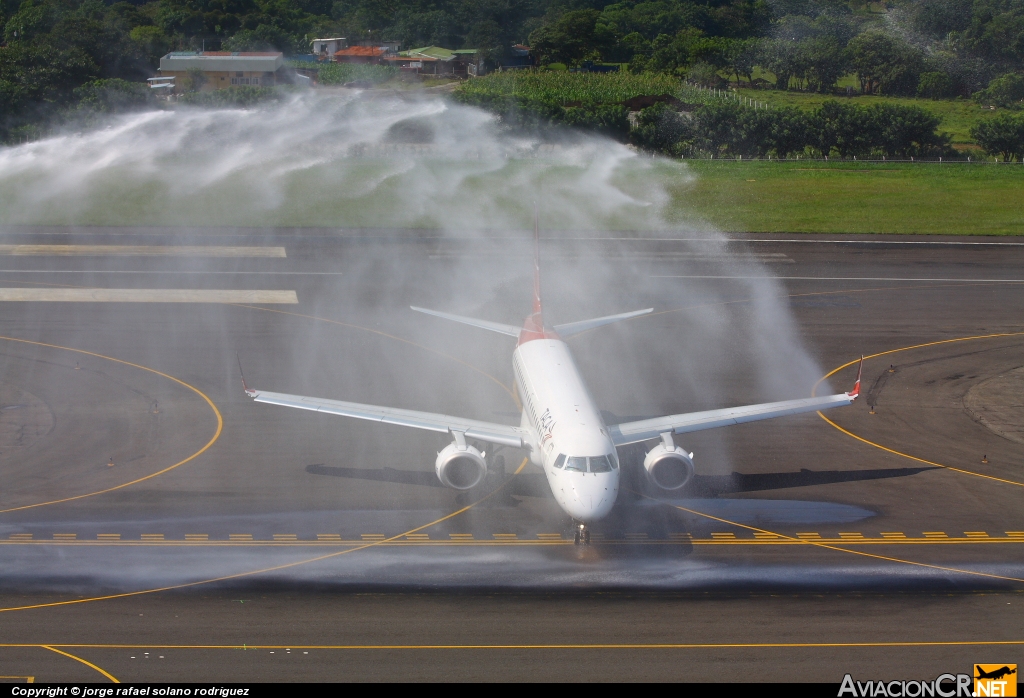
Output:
(963, 366), (1024, 444)
(0, 383), (54, 455)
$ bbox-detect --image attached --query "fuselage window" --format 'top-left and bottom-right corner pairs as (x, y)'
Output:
(589, 455), (613, 473)
(553, 454), (566, 469)
(564, 456), (587, 472)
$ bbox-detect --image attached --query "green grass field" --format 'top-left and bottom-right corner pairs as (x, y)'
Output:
(2, 153), (1019, 234)
(733, 85), (1001, 148)
(671, 160), (1024, 234)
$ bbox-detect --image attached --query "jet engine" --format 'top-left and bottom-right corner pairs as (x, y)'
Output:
(643, 434), (694, 490)
(435, 439), (487, 490)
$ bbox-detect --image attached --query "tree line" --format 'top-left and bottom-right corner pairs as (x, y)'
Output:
(633, 100), (956, 158)
(529, 5), (1023, 105)
(2, 0), (1024, 142)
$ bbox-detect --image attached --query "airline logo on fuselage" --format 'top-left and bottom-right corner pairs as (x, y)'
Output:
(539, 408), (555, 442)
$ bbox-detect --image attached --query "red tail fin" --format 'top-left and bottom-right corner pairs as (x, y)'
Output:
(532, 204), (543, 315)
(848, 355), (864, 399)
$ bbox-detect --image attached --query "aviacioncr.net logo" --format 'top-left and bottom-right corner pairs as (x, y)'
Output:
(838, 674), (973, 697)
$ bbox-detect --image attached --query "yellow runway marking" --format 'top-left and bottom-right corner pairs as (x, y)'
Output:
(2, 536), (1023, 547)
(0, 336), (223, 515)
(0, 245), (285, 258)
(40, 645), (119, 683)
(7, 640), (1024, 651)
(0, 458), (529, 614)
(815, 332), (1024, 488)
(0, 288), (298, 303)
(648, 497), (1024, 585)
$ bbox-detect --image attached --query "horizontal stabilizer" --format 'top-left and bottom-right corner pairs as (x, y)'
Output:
(411, 306), (521, 337)
(554, 308), (653, 337)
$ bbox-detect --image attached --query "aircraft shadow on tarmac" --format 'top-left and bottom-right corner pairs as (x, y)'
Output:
(306, 461), (935, 500)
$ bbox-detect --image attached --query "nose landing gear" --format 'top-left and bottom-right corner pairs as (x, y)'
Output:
(573, 521), (591, 546)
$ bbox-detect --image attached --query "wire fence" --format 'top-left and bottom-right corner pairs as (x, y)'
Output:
(680, 81), (770, 110)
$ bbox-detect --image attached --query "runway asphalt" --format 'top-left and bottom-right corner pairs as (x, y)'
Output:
(0, 227), (1022, 682)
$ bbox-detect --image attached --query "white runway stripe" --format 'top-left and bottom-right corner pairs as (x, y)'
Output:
(0, 245), (286, 257)
(0, 270), (338, 275)
(0, 289), (298, 303)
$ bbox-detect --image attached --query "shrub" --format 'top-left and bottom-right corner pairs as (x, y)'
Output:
(970, 113), (1024, 161)
(454, 71), (683, 106)
(865, 103), (948, 157)
(303, 63), (398, 86)
(972, 73), (1024, 109)
(178, 86), (283, 107)
(72, 78), (153, 113)
(685, 62), (721, 87)
(811, 100), (872, 157)
(563, 103), (630, 136)
(630, 102), (692, 155)
(917, 71), (955, 99)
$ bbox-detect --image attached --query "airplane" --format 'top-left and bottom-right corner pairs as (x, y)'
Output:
(975, 667), (1017, 681)
(242, 215), (863, 545)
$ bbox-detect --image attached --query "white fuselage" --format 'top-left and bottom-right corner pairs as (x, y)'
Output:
(512, 338), (619, 522)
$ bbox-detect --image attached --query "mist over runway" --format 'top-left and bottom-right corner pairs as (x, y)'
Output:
(0, 86), (1017, 685)
(0, 229), (1021, 680)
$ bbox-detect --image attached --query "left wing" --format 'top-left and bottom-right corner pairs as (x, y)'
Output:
(608, 358), (863, 446)
(246, 388), (528, 449)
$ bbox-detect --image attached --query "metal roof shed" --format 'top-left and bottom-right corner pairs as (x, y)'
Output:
(159, 52), (284, 73)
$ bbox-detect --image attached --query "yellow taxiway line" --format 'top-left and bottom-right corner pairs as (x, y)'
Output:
(0, 336), (223, 515)
(40, 645), (119, 683)
(1, 536), (1023, 547)
(4, 640), (1024, 651)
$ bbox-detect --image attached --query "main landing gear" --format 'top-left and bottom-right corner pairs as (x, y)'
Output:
(573, 521), (591, 546)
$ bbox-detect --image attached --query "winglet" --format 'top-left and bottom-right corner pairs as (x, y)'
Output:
(532, 203), (542, 316)
(847, 356), (864, 399)
(237, 352), (256, 396)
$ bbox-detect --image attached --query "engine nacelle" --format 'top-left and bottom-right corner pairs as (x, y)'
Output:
(435, 442), (487, 490)
(643, 441), (694, 491)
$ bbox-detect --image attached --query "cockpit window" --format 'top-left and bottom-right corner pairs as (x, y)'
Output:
(564, 456), (587, 472)
(589, 455), (613, 473)
(553, 454), (566, 469)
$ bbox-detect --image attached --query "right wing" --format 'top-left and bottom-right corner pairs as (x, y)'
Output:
(247, 388), (528, 449)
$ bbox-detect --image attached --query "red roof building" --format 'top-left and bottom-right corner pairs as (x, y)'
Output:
(333, 46), (389, 63)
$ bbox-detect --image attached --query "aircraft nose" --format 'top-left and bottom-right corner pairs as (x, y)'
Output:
(569, 474), (617, 522)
